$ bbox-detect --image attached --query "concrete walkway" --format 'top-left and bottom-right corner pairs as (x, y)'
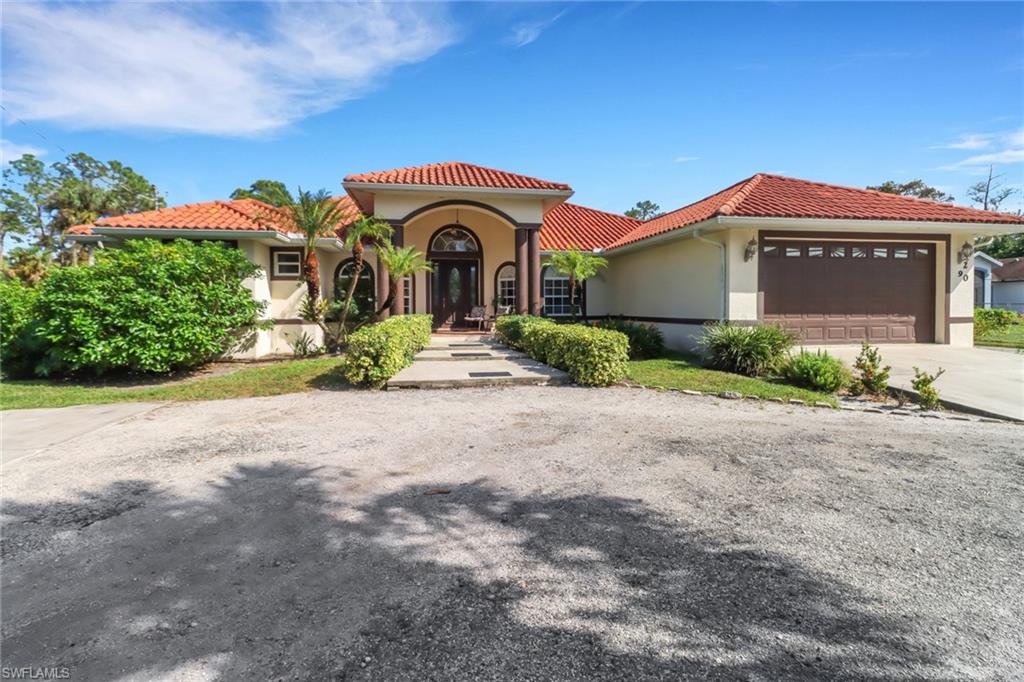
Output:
(388, 334), (569, 388)
(808, 344), (1024, 422)
(1, 402), (166, 465)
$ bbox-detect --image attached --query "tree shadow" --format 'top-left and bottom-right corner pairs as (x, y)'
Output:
(2, 465), (951, 680)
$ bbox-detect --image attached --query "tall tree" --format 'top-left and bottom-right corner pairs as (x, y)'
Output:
(338, 216), (393, 335)
(1, 152), (164, 262)
(374, 243), (433, 318)
(280, 189), (352, 304)
(230, 180), (294, 207)
(867, 180), (954, 202)
(967, 166), (1018, 212)
(983, 234), (1024, 259)
(624, 200), (662, 220)
(547, 248), (609, 320)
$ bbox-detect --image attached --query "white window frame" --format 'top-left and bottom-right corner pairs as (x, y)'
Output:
(543, 269), (573, 317)
(497, 264), (516, 309)
(271, 248), (303, 279)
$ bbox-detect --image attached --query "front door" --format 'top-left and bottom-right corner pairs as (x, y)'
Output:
(432, 260), (478, 328)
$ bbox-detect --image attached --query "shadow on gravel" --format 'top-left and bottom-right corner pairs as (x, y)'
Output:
(2, 463), (944, 680)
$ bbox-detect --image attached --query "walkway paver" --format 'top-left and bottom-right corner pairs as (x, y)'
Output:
(389, 334), (568, 388)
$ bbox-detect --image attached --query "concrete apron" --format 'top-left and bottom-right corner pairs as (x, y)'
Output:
(388, 335), (569, 389)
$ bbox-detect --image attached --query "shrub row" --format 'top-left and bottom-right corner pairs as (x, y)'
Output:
(341, 314), (432, 388)
(494, 315), (629, 386)
(593, 318), (665, 359)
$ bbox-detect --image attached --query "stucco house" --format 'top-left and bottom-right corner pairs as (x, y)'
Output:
(67, 161), (1024, 356)
(973, 251), (1002, 308)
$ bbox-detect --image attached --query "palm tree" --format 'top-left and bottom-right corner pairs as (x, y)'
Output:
(339, 215), (394, 332)
(375, 243), (433, 318)
(281, 189), (352, 305)
(547, 248), (608, 320)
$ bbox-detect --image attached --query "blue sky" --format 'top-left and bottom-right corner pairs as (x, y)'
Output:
(2, 1), (1022, 214)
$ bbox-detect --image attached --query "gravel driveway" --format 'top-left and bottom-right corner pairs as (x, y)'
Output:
(2, 387), (1022, 680)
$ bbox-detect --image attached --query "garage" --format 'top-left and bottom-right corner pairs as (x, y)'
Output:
(760, 238), (936, 343)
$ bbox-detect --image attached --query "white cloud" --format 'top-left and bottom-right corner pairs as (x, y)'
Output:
(0, 2), (454, 136)
(673, 156), (699, 163)
(931, 133), (994, 150)
(1005, 129), (1024, 147)
(0, 139), (45, 165)
(938, 148), (1024, 171)
(506, 10), (568, 48)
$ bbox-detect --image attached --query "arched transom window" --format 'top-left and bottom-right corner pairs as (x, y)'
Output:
(431, 227), (479, 253)
(496, 263), (516, 308)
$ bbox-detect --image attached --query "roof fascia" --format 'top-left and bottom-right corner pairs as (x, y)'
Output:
(717, 216), (1024, 234)
(342, 181), (573, 200)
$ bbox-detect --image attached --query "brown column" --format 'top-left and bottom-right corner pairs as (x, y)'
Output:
(528, 228), (541, 315)
(375, 247), (389, 320)
(515, 228), (529, 314)
(389, 224), (404, 315)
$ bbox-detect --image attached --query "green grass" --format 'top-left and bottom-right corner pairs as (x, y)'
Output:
(976, 322), (1024, 350)
(626, 352), (835, 405)
(0, 357), (349, 410)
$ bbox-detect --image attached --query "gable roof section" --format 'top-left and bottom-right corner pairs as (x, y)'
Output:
(540, 203), (640, 251)
(992, 256), (1024, 282)
(344, 161), (572, 192)
(66, 196), (362, 237)
(609, 173), (1024, 250)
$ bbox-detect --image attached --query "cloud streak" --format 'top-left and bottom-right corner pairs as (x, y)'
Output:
(931, 133), (994, 151)
(674, 156), (699, 163)
(0, 139), (45, 165)
(507, 10), (568, 48)
(0, 2), (454, 136)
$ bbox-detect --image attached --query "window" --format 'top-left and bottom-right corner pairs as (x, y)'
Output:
(271, 248), (303, 280)
(807, 246), (824, 258)
(403, 276), (414, 314)
(542, 268), (572, 316)
(430, 227), (478, 252)
(915, 247), (930, 258)
(894, 248), (909, 259)
(785, 246), (801, 257)
(852, 247), (867, 258)
(762, 245), (779, 256)
(333, 259), (375, 321)
(496, 263), (516, 309)
(873, 247), (888, 258)
(830, 246), (846, 258)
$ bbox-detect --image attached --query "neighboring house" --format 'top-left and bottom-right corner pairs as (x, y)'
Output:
(992, 256), (1024, 314)
(68, 161), (1024, 356)
(973, 251), (1002, 308)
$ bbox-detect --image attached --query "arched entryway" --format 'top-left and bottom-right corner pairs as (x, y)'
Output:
(428, 225), (483, 329)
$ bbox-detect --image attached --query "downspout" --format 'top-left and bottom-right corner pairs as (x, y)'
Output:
(693, 228), (726, 321)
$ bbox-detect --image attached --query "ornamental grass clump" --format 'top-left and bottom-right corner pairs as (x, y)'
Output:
(699, 322), (795, 377)
(781, 350), (851, 393)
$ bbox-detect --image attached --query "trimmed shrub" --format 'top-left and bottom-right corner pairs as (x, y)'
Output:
(974, 307), (1018, 338)
(849, 342), (890, 396)
(782, 350), (850, 393)
(25, 240), (264, 376)
(341, 314), (431, 388)
(699, 322), (795, 377)
(0, 277), (45, 377)
(495, 316), (628, 386)
(594, 318), (665, 359)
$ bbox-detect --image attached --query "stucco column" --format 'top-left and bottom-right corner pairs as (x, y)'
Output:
(375, 247), (389, 320)
(515, 228), (529, 314)
(528, 227), (541, 315)
(389, 223), (404, 315)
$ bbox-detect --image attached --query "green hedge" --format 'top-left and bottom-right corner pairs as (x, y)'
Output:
(494, 315), (629, 386)
(341, 314), (432, 388)
(594, 318), (665, 359)
(781, 350), (850, 393)
(974, 307), (1019, 338)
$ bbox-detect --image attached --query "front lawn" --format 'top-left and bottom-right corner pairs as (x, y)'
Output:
(0, 357), (348, 410)
(976, 322), (1024, 349)
(627, 352), (835, 404)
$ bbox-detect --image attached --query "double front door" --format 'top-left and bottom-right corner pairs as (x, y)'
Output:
(431, 260), (479, 328)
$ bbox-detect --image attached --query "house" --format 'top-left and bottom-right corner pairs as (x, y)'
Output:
(992, 257), (1024, 314)
(973, 251), (1002, 308)
(67, 161), (1024, 356)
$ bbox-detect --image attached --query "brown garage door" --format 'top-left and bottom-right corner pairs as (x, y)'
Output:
(761, 240), (935, 343)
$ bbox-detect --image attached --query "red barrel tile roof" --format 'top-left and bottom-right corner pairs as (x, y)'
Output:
(345, 161), (572, 192)
(540, 203), (640, 251)
(65, 196), (362, 236)
(609, 173), (1024, 250)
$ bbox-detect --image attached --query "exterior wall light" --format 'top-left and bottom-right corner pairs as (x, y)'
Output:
(744, 238), (758, 262)
(958, 241), (974, 263)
